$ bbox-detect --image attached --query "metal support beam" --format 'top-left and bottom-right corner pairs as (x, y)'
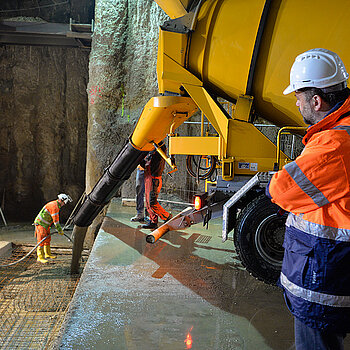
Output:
(0, 20), (92, 48)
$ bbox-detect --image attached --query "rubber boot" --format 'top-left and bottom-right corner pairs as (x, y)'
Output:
(37, 247), (48, 263)
(44, 245), (56, 259)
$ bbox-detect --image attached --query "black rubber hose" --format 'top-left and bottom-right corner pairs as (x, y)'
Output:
(186, 155), (217, 180)
(73, 140), (149, 227)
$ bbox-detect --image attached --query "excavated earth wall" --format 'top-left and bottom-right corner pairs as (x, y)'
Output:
(0, 0), (93, 222)
(0, 45), (89, 222)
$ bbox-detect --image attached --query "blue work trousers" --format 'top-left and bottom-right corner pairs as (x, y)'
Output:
(294, 318), (346, 350)
(136, 168), (145, 216)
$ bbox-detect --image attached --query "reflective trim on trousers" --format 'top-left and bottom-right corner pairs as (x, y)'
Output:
(284, 162), (329, 207)
(281, 272), (350, 307)
(287, 213), (350, 242)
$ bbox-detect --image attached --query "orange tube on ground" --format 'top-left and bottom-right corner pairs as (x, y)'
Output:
(146, 224), (170, 243)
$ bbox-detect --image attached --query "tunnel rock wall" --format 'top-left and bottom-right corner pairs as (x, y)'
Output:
(87, 0), (168, 192)
(87, 0), (202, 221)
(0, 45), (89, 222)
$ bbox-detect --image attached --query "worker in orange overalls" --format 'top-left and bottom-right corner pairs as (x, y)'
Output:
(34, 193), (72, 263)
(267, 49), (350, 350)
(140, 141), (172, 229)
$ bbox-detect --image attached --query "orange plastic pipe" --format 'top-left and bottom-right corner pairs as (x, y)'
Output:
(146, 224), (170, 243)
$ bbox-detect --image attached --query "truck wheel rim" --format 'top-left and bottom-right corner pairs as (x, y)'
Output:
(254, 213), (285, 267)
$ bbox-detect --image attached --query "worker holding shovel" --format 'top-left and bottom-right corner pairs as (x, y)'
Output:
(34, 193), (72, 263)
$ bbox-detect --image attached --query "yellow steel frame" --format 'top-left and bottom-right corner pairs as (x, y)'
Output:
(131, 96), (198, 152)
(276, 126), (307, 168)
(155, 26), (291, 180)
(234, 95), (254, 122)
(157, 30), (201, 94)
(154, 0), (188, 19)
(169, 136), (219, 155)
(182, 83), (229, 156)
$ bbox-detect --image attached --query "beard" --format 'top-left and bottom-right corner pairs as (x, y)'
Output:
(300, 101), (318, 125)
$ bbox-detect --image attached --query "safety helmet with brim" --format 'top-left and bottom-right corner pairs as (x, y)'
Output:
(283, 48), (349, 95)
(58, 193), (72, 204)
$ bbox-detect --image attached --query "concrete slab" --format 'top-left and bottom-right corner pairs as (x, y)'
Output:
(0, 241), (12, 258)
(56, 199), (350, 350)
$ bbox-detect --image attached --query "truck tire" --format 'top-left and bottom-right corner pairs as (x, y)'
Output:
(234, 195), (286, 285)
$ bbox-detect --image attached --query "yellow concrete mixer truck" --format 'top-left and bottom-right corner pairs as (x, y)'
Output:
(71, 0), (350, 284)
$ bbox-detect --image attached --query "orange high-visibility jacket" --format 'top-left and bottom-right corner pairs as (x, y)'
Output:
(34, 200), (63, 233)
(268, 95), (350, 332)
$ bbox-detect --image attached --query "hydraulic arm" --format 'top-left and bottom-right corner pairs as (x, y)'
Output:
(70, 96), (197, 273)
(73, 96), (197, 228)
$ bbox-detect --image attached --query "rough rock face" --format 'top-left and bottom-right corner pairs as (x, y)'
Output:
(84, 0), (205, 243)
(83, 0), (168, 242)
(87, 0), (168, 190)
(0, 45), (89, 221)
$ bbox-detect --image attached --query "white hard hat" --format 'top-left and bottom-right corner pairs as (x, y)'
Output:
(58, 193), (72, 204)
(283, 48), (349, 95)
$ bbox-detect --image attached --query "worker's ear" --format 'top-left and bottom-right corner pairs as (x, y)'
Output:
(312, 95), (324, 112)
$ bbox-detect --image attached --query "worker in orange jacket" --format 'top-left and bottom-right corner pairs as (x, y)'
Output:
(34, 193), (72, 263)
(267, 49), (350, 350)
(139, 141), (172, 229)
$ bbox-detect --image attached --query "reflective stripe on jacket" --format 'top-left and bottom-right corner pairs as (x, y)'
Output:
(268, 95), (350, 332)
(34, 200), (62, 232)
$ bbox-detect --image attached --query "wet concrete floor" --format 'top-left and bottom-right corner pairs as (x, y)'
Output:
(55, 199), (350, 350)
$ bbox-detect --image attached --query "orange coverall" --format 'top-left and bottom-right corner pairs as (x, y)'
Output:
(34, 200), (63, 247)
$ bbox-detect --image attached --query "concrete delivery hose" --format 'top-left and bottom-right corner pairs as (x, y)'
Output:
(0, 232), (77, 268)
